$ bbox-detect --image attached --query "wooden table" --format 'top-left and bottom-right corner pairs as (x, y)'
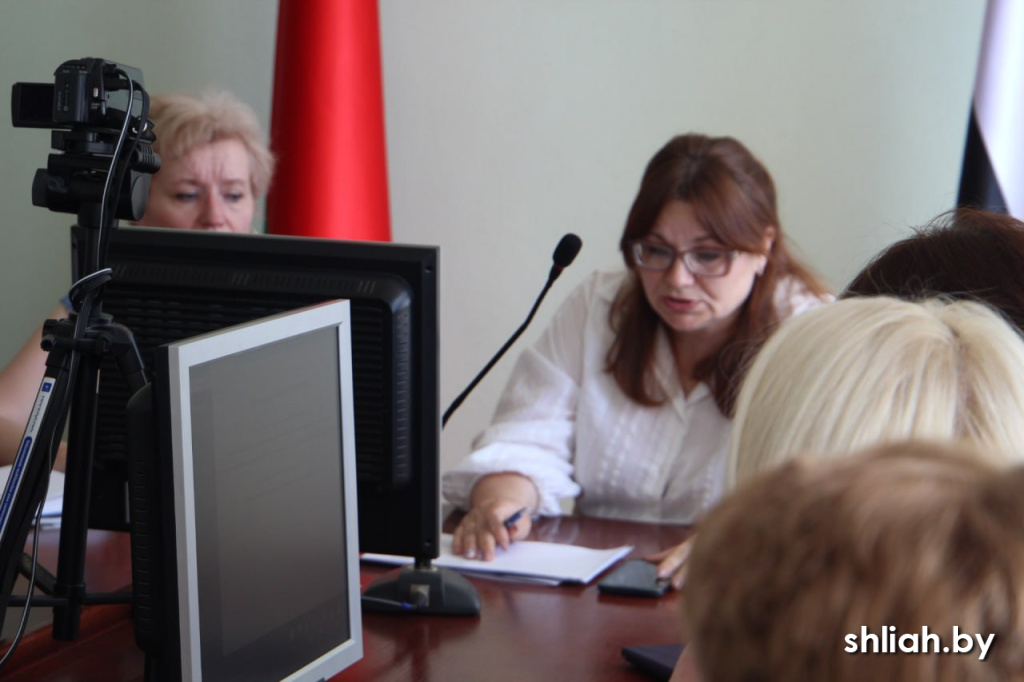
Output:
(0, 516), (690, 681)
(0, 527), (135, 682)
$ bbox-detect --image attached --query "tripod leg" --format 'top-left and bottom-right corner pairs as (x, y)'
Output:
(51, 351), (102, 641)
(16, 553), (57, 595)
(0, 363), (75, 637)
(0, 307), (148, 643)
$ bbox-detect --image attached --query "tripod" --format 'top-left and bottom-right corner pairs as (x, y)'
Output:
(0, 58), (158, 647)
(0, 206), (148, 641)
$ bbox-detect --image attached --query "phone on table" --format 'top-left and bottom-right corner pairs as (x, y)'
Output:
(597, 559), (669, 598)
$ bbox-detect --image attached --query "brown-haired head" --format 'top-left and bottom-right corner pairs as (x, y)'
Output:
(844, 207), (1024, 331)
(607, 134), (827, 415)
(686, 440), (1024, 682)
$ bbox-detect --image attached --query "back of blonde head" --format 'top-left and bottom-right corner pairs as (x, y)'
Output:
(729, 296), (1024, 486)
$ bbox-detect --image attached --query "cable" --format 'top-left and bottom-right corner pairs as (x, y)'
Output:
(68, 268), (113, 305)
(0, 502), (46, 670)
(94, 71), (135, 273)
(99, 81), (149, 267)
(0, 383), (67, 671)
(360, 596), (418, 611)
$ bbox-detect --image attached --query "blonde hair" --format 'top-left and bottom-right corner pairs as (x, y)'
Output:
(729, 296), (1024, 486)
(686, 441), (1024, 682)
(148, 90), (275, 198)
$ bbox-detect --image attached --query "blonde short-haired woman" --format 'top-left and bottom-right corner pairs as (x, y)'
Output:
(729, 295), (1024, 486)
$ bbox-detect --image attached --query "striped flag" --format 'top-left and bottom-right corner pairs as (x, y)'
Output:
(957, 0), (1024, 219)
(266, 0), (392, 241)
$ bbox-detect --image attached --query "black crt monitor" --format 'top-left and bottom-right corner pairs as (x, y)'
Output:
(137, 301), (362, 680)
(73, 226), (439, 560)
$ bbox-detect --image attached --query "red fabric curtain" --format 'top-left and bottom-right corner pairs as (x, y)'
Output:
(267, 0), (392, 241)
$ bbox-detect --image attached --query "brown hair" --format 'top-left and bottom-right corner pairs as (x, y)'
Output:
(844, 207), (1024, 330)
(606, 134), (827, 415)
(685, 441), (1024, 682)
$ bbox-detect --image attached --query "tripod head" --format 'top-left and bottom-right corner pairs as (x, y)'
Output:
(12, 57), (160, 227)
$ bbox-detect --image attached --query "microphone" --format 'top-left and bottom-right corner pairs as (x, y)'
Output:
(549, 232), (583, 279)
(442, 233), (582, 428)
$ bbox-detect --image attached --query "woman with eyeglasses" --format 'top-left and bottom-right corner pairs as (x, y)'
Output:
(443, 134), (831, 580)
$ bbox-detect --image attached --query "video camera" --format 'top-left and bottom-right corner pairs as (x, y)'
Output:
(11, 57), (160, 221)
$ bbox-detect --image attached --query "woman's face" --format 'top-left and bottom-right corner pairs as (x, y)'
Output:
(637, 200), (769, 340)
(137, 138), (255, 233)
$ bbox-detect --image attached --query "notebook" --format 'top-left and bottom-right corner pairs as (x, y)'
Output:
(362, 533), (632, 585)
(0, 465), (64, 526)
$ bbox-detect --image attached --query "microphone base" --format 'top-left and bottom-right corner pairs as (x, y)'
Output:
(361, 564), (481, 616)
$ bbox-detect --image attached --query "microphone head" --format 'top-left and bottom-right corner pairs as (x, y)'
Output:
(552, 233), (583, 269)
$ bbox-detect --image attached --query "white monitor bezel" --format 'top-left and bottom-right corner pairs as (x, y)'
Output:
(163, 300), (362, 681)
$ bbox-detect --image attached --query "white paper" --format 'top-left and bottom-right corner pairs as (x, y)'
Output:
(362, 533), (633, 585)
(0, 464), (64, 523)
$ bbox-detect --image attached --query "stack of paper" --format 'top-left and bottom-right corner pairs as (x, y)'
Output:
(0, 465), (64, 526)
(362, 533), (633, 585)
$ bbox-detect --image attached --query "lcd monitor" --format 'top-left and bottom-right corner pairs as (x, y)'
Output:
(134, 301), (362, 680)
(72, 226), (439, 560)
(75, 225), (478, 616)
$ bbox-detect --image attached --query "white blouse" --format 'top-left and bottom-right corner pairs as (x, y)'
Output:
(442, 269), (828, 524)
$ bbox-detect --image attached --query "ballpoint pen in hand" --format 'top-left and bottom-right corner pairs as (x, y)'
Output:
(503, 507), (528, 533)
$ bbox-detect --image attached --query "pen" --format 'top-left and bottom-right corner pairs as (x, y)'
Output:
(503, 507), (528, 531)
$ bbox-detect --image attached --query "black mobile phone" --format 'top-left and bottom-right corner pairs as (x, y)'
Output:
(597, 559), (669, 598)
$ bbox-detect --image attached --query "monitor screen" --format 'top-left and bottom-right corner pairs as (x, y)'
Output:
(72, 226), (440, 560)
(151, 301), (362, 680)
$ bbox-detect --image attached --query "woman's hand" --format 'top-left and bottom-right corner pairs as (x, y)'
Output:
(451, 473), (539, 560)
(646, 536), (694, 590)
(451, 499), (534, 560)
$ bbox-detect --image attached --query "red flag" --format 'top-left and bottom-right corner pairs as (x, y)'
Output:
(267, 0), (392, 241)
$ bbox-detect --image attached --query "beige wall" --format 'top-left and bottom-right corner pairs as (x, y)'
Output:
(0, 1), (986, 474)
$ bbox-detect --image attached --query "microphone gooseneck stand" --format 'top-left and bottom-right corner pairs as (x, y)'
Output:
(361, 233), (583, 616)
(442, 233), (582, 427)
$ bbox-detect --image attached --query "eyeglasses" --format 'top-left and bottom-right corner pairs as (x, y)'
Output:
(630, 240), (738, 277)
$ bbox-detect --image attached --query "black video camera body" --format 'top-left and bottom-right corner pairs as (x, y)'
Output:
(13, 58), (146, 130)
(10, 58), (159, 222)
